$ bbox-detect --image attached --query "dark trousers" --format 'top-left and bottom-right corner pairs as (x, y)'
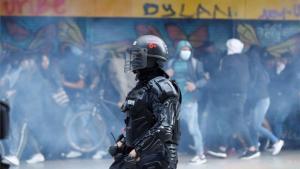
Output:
(204, 92), (224, 150)
(110, 153), (169, 169)
(207, 92), (254, 150)
(221, 93), (254, 148)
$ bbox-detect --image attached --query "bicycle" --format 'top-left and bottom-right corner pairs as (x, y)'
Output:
(65, 89), (121, 153)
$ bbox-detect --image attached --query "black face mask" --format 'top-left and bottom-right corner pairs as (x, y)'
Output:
(134, 67), (153, 81)
(134, 66), (168, 82)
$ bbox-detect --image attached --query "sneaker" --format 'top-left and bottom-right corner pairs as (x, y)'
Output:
(189, 155), (207, 165)
(272, 140), (284, 155)
(26, 153), (45, 164)
(207, 150), (227, 158)
(2, 156), (20, 166)
(240, 150), (260, 160)
(92, 150), (107, 160)
(65, 151), (82, 158)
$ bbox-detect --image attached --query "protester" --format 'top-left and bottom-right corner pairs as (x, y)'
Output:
(167, 40), (207, 164)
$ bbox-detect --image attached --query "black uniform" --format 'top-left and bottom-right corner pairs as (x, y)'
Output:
(0, 101), (10, 169)
(0, 101), (9, 139)
(109, 35), (181, 169)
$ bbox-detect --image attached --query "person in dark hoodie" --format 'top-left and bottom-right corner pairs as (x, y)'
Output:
(166, 40), (207, 164)
(200, 42), (228, 159)
(246, 45), (284, 156)
(217, 39), (259, 159)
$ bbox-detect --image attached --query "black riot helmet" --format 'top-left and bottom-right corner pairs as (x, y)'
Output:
(125, 35), (168, 72)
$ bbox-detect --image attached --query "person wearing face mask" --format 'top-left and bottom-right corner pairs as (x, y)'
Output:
(166, 40), (207, 165)
(268, 55), (297, 140)
(246, 45), (284, 156)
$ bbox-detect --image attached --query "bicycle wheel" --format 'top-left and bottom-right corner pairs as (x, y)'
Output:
(65, 110), (107, 153)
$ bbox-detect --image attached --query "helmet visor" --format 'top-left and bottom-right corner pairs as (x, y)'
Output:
(124, 47), (148, 72)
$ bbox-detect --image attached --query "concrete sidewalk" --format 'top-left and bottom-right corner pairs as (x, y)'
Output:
(12, 150), (300, 169)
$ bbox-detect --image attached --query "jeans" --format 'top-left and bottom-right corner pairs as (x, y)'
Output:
(250, 97), (279, 145)
(180, 101), (204, 155)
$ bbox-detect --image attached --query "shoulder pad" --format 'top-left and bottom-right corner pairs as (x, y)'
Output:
(148, 76), (179, 102)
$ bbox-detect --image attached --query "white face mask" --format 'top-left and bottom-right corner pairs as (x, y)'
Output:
(180, 50), (191, 60)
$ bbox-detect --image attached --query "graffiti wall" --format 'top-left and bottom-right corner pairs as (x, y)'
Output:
(2, 17), (300, 67)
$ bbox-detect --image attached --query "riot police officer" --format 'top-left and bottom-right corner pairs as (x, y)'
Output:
(109, 35), (181, 169)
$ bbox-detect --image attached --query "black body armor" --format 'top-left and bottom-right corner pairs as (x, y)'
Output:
(114, 75), (181, 169)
